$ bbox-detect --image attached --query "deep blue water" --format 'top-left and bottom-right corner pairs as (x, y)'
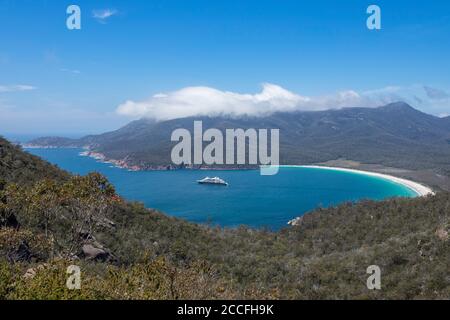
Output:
(27, 148), (417, 230)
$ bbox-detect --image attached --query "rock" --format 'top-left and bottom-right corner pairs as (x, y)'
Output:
(436, 228), (449, 241)
(96, 217), (116, 229)
(23, 264), (49, 280)
(82, 244), (109, 261)
(23, 268), (36, 280)
(288, 216), (304, 226)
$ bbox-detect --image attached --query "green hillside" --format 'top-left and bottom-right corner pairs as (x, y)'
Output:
(0, 137), (69, 186)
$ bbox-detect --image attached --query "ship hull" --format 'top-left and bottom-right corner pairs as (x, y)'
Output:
(197, 181), (228, 186)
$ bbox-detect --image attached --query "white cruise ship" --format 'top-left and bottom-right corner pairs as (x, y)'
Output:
(197, 177), (229, 186)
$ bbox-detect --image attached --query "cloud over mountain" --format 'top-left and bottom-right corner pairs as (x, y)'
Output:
(116, 84), (367, 120)
(116, 83), (450, 121)
(424, 86), (450, 100)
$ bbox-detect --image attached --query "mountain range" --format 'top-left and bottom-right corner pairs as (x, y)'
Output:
(28, 102), (450, 174)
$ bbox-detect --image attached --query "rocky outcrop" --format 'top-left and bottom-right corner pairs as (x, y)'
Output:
(80, 241), (116, 263)
(288, 216), (304, 226)
(82, 244), (109, 261)
(436, 227), (449, 241)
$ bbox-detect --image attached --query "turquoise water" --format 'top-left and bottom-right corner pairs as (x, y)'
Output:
(27, 148), (417, 230)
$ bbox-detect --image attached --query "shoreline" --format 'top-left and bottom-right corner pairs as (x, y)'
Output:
(78, 150), (257, 171)
(80, 151), (435, 197)
(292, 165), (435, 197)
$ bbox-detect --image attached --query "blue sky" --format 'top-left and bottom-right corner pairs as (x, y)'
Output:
(1, 0), (450, 135)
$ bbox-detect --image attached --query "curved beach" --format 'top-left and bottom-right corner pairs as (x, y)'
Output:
(293, 165), (435, 197)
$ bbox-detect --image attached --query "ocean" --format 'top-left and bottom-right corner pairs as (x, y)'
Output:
(27, 148), (417, 230)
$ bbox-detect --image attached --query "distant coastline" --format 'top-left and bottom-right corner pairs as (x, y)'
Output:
(78, 150), (143, 172)
(76, 149), (253, 171)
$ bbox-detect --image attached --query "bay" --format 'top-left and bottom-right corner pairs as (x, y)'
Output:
(27, 148), (416, 230)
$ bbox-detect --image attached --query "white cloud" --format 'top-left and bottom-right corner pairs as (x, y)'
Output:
(423, 86), (450, 100)
(60, 68), (81, 74)
(117, 84), (309, 120)
(93, 9), (118, 22)
(116, 83), (450, 121)
(0, 85), (36, 93)
(116, 83), (370, 120)
(368, 85), (450, 115)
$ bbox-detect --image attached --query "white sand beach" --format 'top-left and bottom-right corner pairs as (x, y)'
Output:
(292, 165), (435, 197)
